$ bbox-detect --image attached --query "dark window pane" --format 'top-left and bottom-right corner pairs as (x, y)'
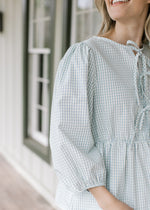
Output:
(38, 82), (43, 105)
(39, 54), (43, 77)
(38, 109), (42, 131)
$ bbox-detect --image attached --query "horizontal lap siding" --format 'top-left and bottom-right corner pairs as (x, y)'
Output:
(0, 0), (59, 208)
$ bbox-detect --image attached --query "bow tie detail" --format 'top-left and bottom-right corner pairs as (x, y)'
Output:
(126, 40), (150, 144)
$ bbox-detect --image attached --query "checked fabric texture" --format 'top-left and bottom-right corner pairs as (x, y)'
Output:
(50, 36), (150, 210)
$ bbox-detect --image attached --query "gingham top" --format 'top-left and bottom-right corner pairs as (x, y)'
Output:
(50, 36), (150, 210)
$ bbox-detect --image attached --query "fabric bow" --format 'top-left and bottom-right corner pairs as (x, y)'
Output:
(126, 40), (150, 143)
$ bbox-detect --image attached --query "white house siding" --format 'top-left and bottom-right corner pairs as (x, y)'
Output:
(0, 0), (63, 209)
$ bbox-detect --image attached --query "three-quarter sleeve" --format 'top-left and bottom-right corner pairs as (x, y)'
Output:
(50, 42), (106, 193)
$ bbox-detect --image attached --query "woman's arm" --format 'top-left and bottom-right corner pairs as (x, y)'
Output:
(88, 186), (134, 210)
(50, 42), (107, 193)
(88, 186), (117, 209)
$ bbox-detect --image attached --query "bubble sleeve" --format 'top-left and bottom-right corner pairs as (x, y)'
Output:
(49, 42), (106, 193)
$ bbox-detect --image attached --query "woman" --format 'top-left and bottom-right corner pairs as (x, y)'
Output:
(50, 0), (150, 209)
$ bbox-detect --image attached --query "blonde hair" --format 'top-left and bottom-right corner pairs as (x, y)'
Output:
(95, 0), (150, 45)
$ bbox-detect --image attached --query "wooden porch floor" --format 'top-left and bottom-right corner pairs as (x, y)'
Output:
(0, 154), (56, 210)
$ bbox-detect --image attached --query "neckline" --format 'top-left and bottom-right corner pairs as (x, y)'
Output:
(92, 35), (145, 50)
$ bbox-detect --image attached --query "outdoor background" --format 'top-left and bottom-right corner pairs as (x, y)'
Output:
(0, 0), (102, 209)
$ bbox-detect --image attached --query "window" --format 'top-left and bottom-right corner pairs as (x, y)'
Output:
(71, 0), (102, 43)
(23, 0), (56, 163)
(23, 0), (102, 163)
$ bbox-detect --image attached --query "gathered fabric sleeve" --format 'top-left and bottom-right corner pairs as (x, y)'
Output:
(49, 42), (106, 193)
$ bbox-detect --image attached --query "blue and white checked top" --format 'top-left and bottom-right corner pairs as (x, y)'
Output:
(50, 36), (150, 210)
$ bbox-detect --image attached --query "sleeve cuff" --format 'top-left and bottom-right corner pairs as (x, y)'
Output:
(86, 183), (106, 193)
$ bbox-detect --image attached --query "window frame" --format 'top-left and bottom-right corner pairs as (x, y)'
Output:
(70, 0), (100, 44)
(61, 0), (72, 55)
(23, 0), (57, 163)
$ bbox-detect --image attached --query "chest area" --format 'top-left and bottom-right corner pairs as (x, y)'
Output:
(95, 58), (136, 107)
(94, 47), (150, 109)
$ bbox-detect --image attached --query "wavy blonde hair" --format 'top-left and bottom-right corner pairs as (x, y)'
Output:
(95, 0), (150, 44)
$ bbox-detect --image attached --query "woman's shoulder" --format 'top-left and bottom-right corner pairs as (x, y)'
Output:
(55, 38), (98, 83)
(64, 36), (99, 55)
(82, 35), (108, 52)
(67, 35), (108, 51)
(62, 35), (107, 62)
(60, 37), (99, 65)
